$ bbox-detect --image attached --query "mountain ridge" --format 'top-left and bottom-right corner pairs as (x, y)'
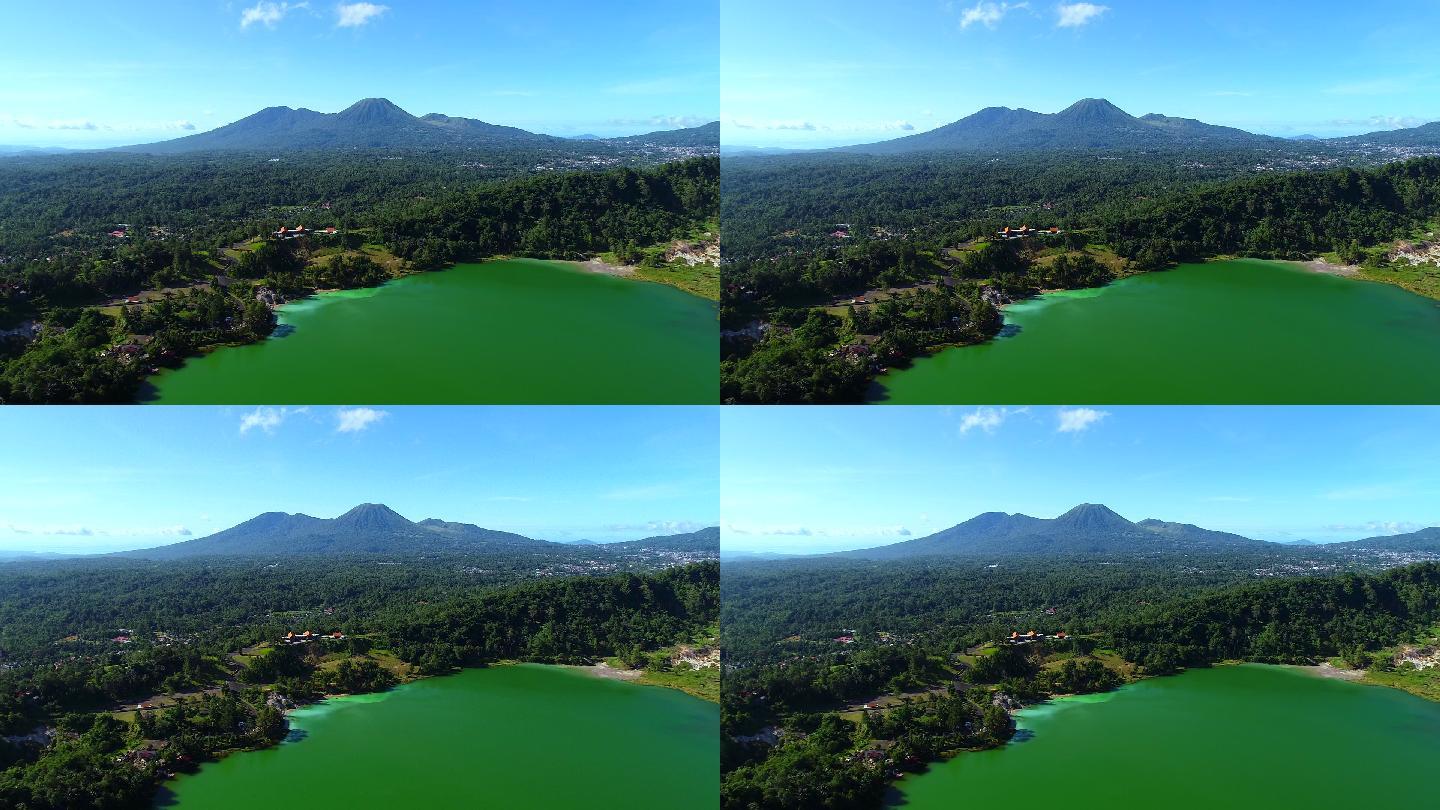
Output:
(111, 505), (720, 560)
(834, 504), (1278, 559)
(113, 98), (718, 153)
(827, 98), (1440, 154)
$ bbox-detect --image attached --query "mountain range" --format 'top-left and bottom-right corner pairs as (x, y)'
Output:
(833, 98), (1440, 154)
(115, 98), (718, 154)
(831, 503), (1440, 560)
(113, 503), (718, 559)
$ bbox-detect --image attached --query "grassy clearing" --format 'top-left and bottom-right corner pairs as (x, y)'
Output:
(1364, 668), (1440, 702)
(1359, 264), (1440, 300)
(631, 258), (720, 301)
(613, 623), (719, 702)
(633, 665), (719, 703)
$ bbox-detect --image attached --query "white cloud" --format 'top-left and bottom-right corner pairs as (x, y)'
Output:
(336, 2), (388, 27)
(1056, 3), (1109, 28)
(1056, 407), (1109, 433)
(335, 407), (388, 433)
(1328, 115), (1430, 131)
(607, 114), (712, 129)
(241, 1), (307, 29)
(239, 406), (307, 435)
(1326, 520), (1423, 535)
(959, 407), (1005, 435)
(960, 1), (1028, 29)
(605, 520), (705, 533)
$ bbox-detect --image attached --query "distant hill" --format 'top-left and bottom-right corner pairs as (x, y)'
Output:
(1335, 120), (1440, 147)
(114, 98), (563, 153)
(1330, 527), (1440, 552)
(606, 121), (720, 148)
(111, 99), (715, 154)
(837, 503), (1272, 559)
(118, 503), (557, 559)
(720, 549), (805, 561)
(839, 98), (1281, 154)
(0, 145), (84, 156)
(0, 550), (78, 561)
(604, 526), (720, 553)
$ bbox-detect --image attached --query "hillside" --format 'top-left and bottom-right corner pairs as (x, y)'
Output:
(114, 98), (718, 154)
(1330, 526), (1440, 552)
(837, 503), (1272, 559)
(609, 121), (721, 147)
(841, 98), (1280, 154)
(117, 503), (556, 559)
(605, 526), (721, 553)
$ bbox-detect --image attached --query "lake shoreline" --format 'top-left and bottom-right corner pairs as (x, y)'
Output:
(159, 663), (717, 808)
(889, 663), (1440, 808)
(153, 658), (708, 805)
(132, 252), (713, 403)
(139, 257), (718, 404)
(884, 657), (1440, 803)
(870, 256), (1440, 404)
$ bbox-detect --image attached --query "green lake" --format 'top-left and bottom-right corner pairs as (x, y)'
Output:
(872, 259), (1440, 403)
(157, 664), (718, 809)
(893, 664), (1440, 808)
(142, 259), (718, 404)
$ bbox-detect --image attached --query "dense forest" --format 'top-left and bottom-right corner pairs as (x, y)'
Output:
(0, 557), (718, 809)
(1109, 564), (1440, 673)
(720, 553), (1440, 810)
(0, 154), (718, 403)
(1098, 157), (1440, 269)
(720, 150), (1440, 403)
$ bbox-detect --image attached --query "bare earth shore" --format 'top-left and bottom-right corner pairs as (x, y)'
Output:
(1292, 661), (1366, 681)
(1293, 257), (1361, 278)
(570, 661), (643, 681)
(566, 258), (637, 277)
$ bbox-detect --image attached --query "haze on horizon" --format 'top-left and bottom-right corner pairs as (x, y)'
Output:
(1, 0), (717, 148)
(722, 0), (1440, 148)
(0, 406), (719, 554)
(720, 406), (1440, 554)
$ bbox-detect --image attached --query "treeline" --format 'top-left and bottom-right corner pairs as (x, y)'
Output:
(0, 560), (717, 809)
(720, 232), (1107, 404)
(377, 157), (718, 268)
(1100, 157), (1440, 269)
(720, 553), (1282, 666)
(1108, 562), (1440, 673)
(0, 156), (716, 403)
(0, 148), (613, 262)
(721, 635), (1121, 809)
(720, 148), (1280, 261)
(720, 555), (1440, 810)
(379, 562), (720, 674)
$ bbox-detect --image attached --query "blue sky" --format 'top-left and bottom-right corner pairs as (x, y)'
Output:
(722, 0), (1440, 147)
(722, 406), (1440, 554)
(0, 0), (717, 147)
(0, 406), (718, 553)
